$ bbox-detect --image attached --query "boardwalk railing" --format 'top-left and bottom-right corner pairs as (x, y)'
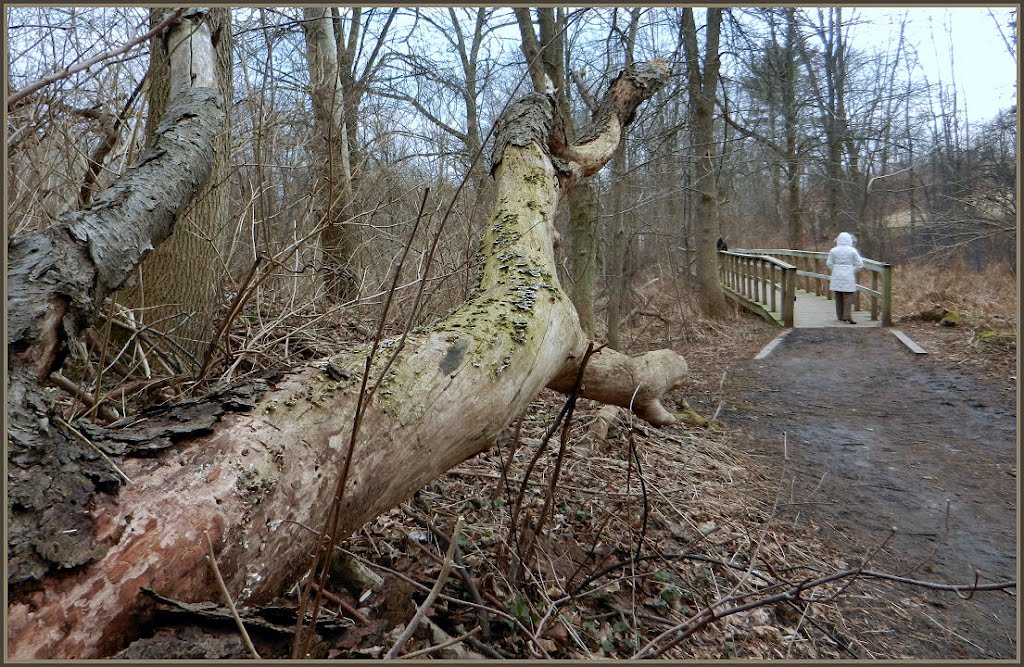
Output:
(718, 251), (797, 326)
(729, 248), (892, 327)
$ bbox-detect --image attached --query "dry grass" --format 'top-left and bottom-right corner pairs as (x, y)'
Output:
(890, 257), (1017, 387)
(892, 256), (1017, 323)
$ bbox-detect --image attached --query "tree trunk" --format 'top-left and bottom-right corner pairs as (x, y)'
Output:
(782, 8), (804, 247)
(8, 6), (224, 602)
(515, 7), (601, 336)
(121, 7), (232, 369)
(606, 142), (629, 350)
(683, 8), (728, 316)
(7, 59), (675, 660)
(303, 7), (358, 300)
(566, 182), (599, 335)
(604, 8), (640, 349)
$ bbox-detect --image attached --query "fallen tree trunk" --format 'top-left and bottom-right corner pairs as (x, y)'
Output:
(7, 55), (677, 659)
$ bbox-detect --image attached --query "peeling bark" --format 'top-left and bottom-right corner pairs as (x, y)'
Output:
(6, 60), (679, 659)
(6, 88), (223, 583)
(7, 8), (223, 604)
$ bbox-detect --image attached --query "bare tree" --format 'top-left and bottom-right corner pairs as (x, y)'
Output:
(302, 7), (358, 299)
(604, 7), (641, 350)
(682, 7), (728, 316)
(723, 8), (811, 247)
(332, 7), (398, 189)
(120, 7), (233, 368)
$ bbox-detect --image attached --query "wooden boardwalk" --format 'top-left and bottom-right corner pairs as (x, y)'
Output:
(719, 249), (891, 328)
(793, 289), (881, 328)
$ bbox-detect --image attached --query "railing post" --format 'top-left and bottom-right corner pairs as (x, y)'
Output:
(881, 263), (892, 326)
(871, 270), (879, 321)
(782, 265), (796, 327)
(759, 260), (766, 306)
(770, 264), (777, 314)
(754, 259), (761, 303)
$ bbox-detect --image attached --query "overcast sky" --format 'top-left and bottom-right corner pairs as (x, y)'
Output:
(856, 6), (1017, 123)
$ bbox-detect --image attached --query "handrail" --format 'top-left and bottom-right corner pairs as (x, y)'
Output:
(731, 248), (889, 271)
(730, 248), (892, 326)
(718, 250), (797, 327)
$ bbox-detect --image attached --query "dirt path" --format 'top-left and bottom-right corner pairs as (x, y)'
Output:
(713, 328), (1016, 658)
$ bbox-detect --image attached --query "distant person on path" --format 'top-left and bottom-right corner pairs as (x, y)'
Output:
(826, 232), (864, 324)
(716, 236), (728, 251)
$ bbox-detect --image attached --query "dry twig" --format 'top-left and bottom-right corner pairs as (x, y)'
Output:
(204, 531), (260, 659)
(385, 516), (463, 659)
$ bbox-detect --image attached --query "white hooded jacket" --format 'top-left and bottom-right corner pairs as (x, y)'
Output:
(826, 232), (864, 293)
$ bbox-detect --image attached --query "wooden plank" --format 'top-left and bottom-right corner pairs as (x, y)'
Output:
(782, 267), (796, 327)
(793, 290), (879, 328)
(890, 329), (928, 355)
(881, 264), (893, 327)
(754, 330), (792, 359)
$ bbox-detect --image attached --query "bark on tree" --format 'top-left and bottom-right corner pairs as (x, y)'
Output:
(7, 58), (676, 659)
(682, 7), (729, 317)
(606, 141), (629, 350)
(303, 7), (358, 300)
(515, 7), (601, 337)
(120, 7), (232, 368)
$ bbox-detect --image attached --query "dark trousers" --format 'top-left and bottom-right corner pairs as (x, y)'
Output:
(834, 291), (854, 321)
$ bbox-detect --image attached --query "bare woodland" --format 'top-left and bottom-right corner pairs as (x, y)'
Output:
(5, 6), (1017, 660)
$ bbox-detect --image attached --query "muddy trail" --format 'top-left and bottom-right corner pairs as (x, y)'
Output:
(711, 327), (1016, 659)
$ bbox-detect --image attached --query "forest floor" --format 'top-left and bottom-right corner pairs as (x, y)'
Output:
(117, 302), (1017, 661)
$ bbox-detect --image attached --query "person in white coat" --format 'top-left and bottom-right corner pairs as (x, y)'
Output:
(826, 232), (864, 324)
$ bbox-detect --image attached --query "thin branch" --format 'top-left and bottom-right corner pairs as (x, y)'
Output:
(49, 372), (120, 423)
(397, 625), (481, 660)
(384, 516), (464, 659)
(204, 532), (261, 659)
(8, 8), (186, 110)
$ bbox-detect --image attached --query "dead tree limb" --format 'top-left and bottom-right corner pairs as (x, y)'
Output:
(7, 59), (676, 659)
